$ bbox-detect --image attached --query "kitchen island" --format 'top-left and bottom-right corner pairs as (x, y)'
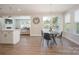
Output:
(0, 29), (20, 44)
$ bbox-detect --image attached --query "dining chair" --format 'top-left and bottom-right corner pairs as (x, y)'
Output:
(43, 33), (52, 47)
(51, 34), (57, 45)
(57, 31), (63, 45)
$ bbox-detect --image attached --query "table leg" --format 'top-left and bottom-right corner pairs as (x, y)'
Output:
(52, 35), (57, 45)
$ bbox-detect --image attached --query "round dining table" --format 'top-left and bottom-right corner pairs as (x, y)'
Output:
(42, 29), (59, 45)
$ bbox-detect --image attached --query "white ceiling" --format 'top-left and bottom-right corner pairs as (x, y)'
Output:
(0, 4), (78, 15)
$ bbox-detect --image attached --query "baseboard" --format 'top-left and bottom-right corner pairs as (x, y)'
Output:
(63, 36), (79, 45)
(30, 34), (41, 36)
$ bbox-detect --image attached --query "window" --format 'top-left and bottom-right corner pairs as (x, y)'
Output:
(64, 13), (71, 32)
(64, 10), (79, 35)
(75, 10), (79, 34)
(43, 16), (62, 32)
(20, 16), (31, 28)
(15, 16), (31, 29)
(43, 16), (51, 29)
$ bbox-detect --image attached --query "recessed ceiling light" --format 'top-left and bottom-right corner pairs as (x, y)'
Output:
(17, 8), (21, 11)
(0, 8), (2, 10)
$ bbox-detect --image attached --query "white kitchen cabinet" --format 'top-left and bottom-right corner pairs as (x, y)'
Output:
(0, 29), (20, 44)
(0, 31), (2, 40)
(1, 31), (13, 44)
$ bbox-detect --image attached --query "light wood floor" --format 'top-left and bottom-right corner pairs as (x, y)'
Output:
(0, 35), (79, 55)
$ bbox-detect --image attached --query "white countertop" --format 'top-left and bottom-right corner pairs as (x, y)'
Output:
(0, 29), (21, 31)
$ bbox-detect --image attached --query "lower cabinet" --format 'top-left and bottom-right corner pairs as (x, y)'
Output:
(0, 31), (13, 44)
(0, 30), (20, 44)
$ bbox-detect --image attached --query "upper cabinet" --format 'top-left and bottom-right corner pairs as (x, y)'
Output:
(0, 16), (31, 30)
(0, 17), (15, 30)
(4, 18), (15, 29)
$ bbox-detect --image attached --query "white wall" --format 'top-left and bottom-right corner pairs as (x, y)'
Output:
(30, 14), (63, 36)
(0, 14), (64, 36)
(30, 16), (43, 36)
(0, 18), (4, 29)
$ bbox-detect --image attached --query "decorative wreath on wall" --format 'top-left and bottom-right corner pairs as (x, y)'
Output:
(33, 17), (40, 24)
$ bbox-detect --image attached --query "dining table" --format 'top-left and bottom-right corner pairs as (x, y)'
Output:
(42, 29), (59, 45)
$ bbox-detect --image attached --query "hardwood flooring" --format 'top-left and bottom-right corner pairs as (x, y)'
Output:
(0, 35), (79, 55)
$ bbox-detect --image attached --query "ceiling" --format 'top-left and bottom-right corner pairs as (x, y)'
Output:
(0, 4), (78, 15)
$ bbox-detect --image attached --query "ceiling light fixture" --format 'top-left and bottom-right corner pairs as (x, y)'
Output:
(17, 8), (21, 11)
(0, 8), (2, 10)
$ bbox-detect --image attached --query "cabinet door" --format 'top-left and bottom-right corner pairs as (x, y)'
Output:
(0, 31), (6, 43)
(0, 31), (13, 43)
(0, 31), (7, 43)
(6, 31), (13, 41)
(3, 31), (13, 43)
(0, 31), (2, 41)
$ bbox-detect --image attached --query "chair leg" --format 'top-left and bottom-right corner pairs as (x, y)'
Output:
(60, 37), (63, 46)
(52, 37), (57, 45)
(50, 39), (53, 48)
(47, 40), (49, 47)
